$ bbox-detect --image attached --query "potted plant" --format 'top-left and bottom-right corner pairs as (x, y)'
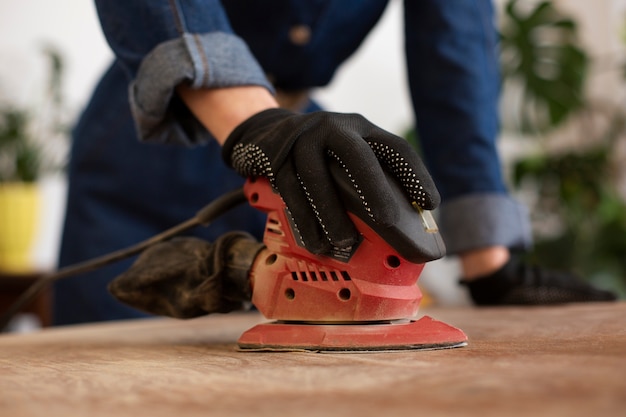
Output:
(0, 46), (67, 273)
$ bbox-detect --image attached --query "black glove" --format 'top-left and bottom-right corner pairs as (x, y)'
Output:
(108, 233), (264, 319)
(223, 108), (440, 254)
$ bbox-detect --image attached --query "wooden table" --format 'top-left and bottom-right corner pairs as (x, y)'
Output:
(1, 302), (625, 417)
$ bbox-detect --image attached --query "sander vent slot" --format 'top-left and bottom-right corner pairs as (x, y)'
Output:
(290, 270), (352, 282)
(266, 217), (284, 236)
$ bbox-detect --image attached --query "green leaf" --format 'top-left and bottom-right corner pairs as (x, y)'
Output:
(501, 0), (588, 132)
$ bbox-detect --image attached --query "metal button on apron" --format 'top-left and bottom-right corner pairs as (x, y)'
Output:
(288, 25), (312, 46)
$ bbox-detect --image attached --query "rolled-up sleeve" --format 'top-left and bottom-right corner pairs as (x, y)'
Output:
(95, 0), (274, 145)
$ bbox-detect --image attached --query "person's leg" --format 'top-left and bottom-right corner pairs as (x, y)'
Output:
(54, 62), (266, 325)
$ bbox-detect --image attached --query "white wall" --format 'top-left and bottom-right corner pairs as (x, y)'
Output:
(0, 1), (111, 111)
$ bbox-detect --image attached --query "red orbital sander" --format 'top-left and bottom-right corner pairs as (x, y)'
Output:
(238, 164), (467, 352)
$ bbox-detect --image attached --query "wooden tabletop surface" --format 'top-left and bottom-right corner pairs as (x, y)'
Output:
(1, 302), (625, 417)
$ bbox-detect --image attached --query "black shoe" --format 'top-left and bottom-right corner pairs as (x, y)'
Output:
(460, 255), (618, 306)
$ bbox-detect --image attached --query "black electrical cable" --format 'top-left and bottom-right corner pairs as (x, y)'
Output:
(0, 187), (247, 332)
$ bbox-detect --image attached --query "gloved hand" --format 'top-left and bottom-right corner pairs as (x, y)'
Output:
(223, 108), (440, 255)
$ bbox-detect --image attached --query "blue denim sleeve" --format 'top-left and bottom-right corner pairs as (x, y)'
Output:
(403, 0), (532, 253)
(94, 0), (274, 145)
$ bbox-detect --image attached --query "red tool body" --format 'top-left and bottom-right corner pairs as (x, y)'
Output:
(238, 167), (467, 351)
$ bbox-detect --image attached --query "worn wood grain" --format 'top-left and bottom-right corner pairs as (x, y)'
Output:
(1, 303), (625, 417)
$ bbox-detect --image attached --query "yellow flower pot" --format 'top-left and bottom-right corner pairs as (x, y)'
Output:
(0, 182), (40, 273)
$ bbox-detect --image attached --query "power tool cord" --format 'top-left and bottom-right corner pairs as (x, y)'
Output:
(0, 187), (247, 333)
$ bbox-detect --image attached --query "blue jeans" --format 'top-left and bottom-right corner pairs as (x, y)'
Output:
(55, 0), (531, 324)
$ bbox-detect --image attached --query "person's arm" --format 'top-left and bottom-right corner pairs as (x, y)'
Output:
(403, 0), (532, 257)
(176, 85), (278, 145)
(94, 1), (440, 256)
(94, 0), (275, 145)
(403, 0), (534, 280)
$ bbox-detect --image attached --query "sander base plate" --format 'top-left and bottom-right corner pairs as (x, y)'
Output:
(237, 315), (468, 352)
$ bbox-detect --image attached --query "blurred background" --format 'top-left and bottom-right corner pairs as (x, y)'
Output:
(0, 0), (625, 325)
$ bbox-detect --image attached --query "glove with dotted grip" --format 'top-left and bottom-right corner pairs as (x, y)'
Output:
(222, 108), (440, 255)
